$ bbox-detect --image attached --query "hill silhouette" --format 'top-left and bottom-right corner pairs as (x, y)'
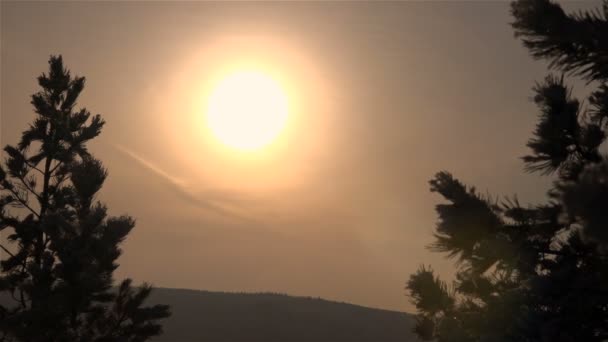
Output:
(146, 288), (415, 341)
(0, 288), (415, 341)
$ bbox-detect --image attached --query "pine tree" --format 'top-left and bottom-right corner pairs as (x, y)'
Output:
(0, 56), (170, 341)
(406, 0), (608, 341)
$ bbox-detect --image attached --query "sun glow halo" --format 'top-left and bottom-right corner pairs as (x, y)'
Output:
(206, 71), (289, 151)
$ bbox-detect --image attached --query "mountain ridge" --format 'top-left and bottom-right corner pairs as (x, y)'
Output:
(147, 287), (417, 341)
(0, 287), (417, 341)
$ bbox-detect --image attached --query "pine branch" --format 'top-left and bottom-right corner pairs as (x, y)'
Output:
(15, 175), (41, 202)
(49, 160), (64, 174)
(23, 160), (44, 175)
(0, 244), (15, 258)
(2, 186), (40, 218)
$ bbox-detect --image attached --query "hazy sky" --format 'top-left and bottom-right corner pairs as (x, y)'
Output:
(1, 1), (600, 312)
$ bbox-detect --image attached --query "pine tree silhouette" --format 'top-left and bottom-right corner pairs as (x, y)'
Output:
(406, 0), (608, 341)
(0, 56), (170, 341)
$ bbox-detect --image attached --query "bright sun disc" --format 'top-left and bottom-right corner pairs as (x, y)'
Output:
(206, 71), (289, 151)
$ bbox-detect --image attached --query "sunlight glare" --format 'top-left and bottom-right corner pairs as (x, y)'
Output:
(206, 71), (289, 151)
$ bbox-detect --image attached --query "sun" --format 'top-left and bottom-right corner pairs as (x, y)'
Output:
(206, 71), (289, 151)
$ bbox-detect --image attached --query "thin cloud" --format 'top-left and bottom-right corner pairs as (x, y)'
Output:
(112, 144), (185, 187)
(111, 143), (250, 221)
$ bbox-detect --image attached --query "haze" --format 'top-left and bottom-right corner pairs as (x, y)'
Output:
(0, 1), (599, 312)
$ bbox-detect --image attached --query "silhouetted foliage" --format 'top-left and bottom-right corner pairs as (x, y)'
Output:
(0, 56), (170, 341)
(406, 1), (608, 341)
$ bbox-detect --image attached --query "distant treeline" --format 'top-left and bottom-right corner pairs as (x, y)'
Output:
(143, 288), (416, 341)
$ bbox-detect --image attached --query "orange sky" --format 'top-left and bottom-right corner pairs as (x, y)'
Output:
(0, 1), (599, 312)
